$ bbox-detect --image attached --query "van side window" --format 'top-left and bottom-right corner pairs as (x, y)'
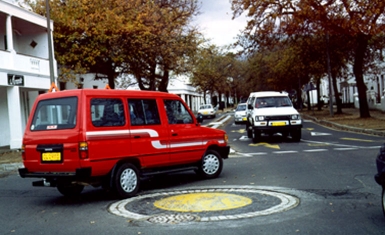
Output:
(163, 100), (193, 124)
(91, 99), (125, 127)
(128, 99), (160, 126)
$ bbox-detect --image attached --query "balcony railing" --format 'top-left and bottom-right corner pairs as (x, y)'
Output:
(0, 49), (54, 77)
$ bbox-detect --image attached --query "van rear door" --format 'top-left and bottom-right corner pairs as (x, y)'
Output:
(23, 96), (81, 173)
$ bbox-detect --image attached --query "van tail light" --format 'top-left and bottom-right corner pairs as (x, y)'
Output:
(21, 144), (26, 161)
(79, 142), (89, 159)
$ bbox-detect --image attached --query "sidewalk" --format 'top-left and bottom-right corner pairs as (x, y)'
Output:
(300, 107), (385, 137)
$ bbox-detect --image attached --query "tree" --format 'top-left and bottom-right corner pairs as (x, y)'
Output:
(231, 0), (385, 118)
(191, 45), (243, 106)
(26, 0), (200, 90)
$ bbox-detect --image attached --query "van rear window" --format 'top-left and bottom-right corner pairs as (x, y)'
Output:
(30, 97), (78, 131)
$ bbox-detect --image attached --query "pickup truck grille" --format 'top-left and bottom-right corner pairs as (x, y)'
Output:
(266, 115), (290, 120)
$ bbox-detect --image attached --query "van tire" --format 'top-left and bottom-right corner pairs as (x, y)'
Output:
(57, 184), (84, 197)
(114, 163), (140, 198)
(197, 150), (223, 179)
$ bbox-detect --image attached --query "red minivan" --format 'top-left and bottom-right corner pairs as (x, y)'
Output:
(19, 89), (230, 198)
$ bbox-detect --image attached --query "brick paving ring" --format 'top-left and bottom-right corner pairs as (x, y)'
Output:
(108, 186), (300, 224)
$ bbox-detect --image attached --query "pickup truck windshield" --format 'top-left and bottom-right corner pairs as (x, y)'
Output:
(255, 97), (292, 108)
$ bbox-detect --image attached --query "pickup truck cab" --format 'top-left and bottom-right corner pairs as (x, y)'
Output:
(19, 89), (229, 198)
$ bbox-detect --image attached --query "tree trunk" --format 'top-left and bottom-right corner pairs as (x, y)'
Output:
(353, 33), (371, 118)
(316, 78), (322, 111)
(306, 89), (311, 111)
(108, 68), (115, 89)
(158, 68), (169, 92)
(331, 71), (342, 114)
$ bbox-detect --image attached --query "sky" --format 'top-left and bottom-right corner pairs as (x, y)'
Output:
(193, 1), (248, 48)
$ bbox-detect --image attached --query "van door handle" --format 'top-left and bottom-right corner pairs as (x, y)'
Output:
(172, 133), (178, 136)
(133, 136), (141, 139)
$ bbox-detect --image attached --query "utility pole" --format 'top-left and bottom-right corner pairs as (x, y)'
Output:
(45, 0), (55, 85)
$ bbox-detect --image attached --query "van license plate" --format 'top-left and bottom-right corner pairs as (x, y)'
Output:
(272, 122), (286, 126)
(42, 152), (61, 162)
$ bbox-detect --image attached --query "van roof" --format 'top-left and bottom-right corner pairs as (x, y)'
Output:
(36, 89), (180, 99)
(248, 91), (289, 98)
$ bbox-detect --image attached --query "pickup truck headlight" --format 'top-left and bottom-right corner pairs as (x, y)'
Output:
(255, 116), (265, 121)
(291, 114), (301, 120)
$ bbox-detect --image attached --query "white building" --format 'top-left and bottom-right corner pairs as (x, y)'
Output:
(0, 0), (56, 149)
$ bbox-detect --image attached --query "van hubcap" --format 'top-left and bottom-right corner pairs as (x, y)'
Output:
(202, 155), (219, 174)
(120, 169), (137, 193)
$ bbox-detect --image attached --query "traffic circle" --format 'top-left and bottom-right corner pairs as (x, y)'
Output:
(109, 186), (300, 224)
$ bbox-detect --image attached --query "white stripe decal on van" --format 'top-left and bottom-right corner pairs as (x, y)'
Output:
(86, 130), (130, 136)
(86, 129), (206, 150)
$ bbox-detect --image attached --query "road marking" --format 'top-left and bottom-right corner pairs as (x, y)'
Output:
(303, 149), (328, 152)
(249, 142), (280, 149)
(334, 147), (359, 151)
(340, 137), (374, 142)
(311, 132), (332, 136)
(272, 151), (298, 154)
(249, 152), (268, 155)
(231, 129), (246, 134)
(153, 193), (252, 212)
(307, 143), (330, 146)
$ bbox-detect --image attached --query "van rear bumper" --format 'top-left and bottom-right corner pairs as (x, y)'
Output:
(18, 167), (92, 186)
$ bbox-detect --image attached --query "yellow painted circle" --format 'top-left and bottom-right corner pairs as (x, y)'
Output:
(153, 193), (252, 212)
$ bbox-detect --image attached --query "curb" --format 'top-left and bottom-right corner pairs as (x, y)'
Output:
(302, 114), (385, 137)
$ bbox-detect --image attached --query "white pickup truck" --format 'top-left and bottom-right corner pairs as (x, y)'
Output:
(245, 91), (302, 143)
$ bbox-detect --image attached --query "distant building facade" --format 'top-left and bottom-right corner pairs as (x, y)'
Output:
(0, 0), (56, 149)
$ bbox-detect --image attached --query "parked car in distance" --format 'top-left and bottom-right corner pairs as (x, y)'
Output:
(234, 103), (247, 124)
(18, 89), (230, 199)
(198, 104), (216, 118)
(375, 143), (385, 217)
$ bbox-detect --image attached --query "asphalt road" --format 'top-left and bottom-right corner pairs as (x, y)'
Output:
(1, 113), (384, 234)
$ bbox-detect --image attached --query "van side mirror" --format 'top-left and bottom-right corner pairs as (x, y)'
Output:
(247, 104), (254, 110)
(197, 114), (203, 123)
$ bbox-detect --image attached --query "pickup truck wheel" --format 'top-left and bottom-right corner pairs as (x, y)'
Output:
(114, 163), (140, 198)
(57, 184), (84, 197)
(197, 150), (223, 179)
(381, 186), (385, 216)
(246, 122), (252, 138)
(291, 129), (302, 142)
(252, 129), (260, 143)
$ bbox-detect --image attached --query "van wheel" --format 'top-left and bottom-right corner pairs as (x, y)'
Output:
(57, 184), (84, 197)
(197, 150), (223, 179)
(381, 186), (385, 216)
(252, 129), (260, 143)
(114, 163), (140, 198)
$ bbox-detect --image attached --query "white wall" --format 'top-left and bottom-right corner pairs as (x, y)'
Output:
(0, 87), (10, 146)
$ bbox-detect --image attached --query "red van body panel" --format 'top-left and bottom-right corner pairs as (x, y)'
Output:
(19, 89), (230, 197)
